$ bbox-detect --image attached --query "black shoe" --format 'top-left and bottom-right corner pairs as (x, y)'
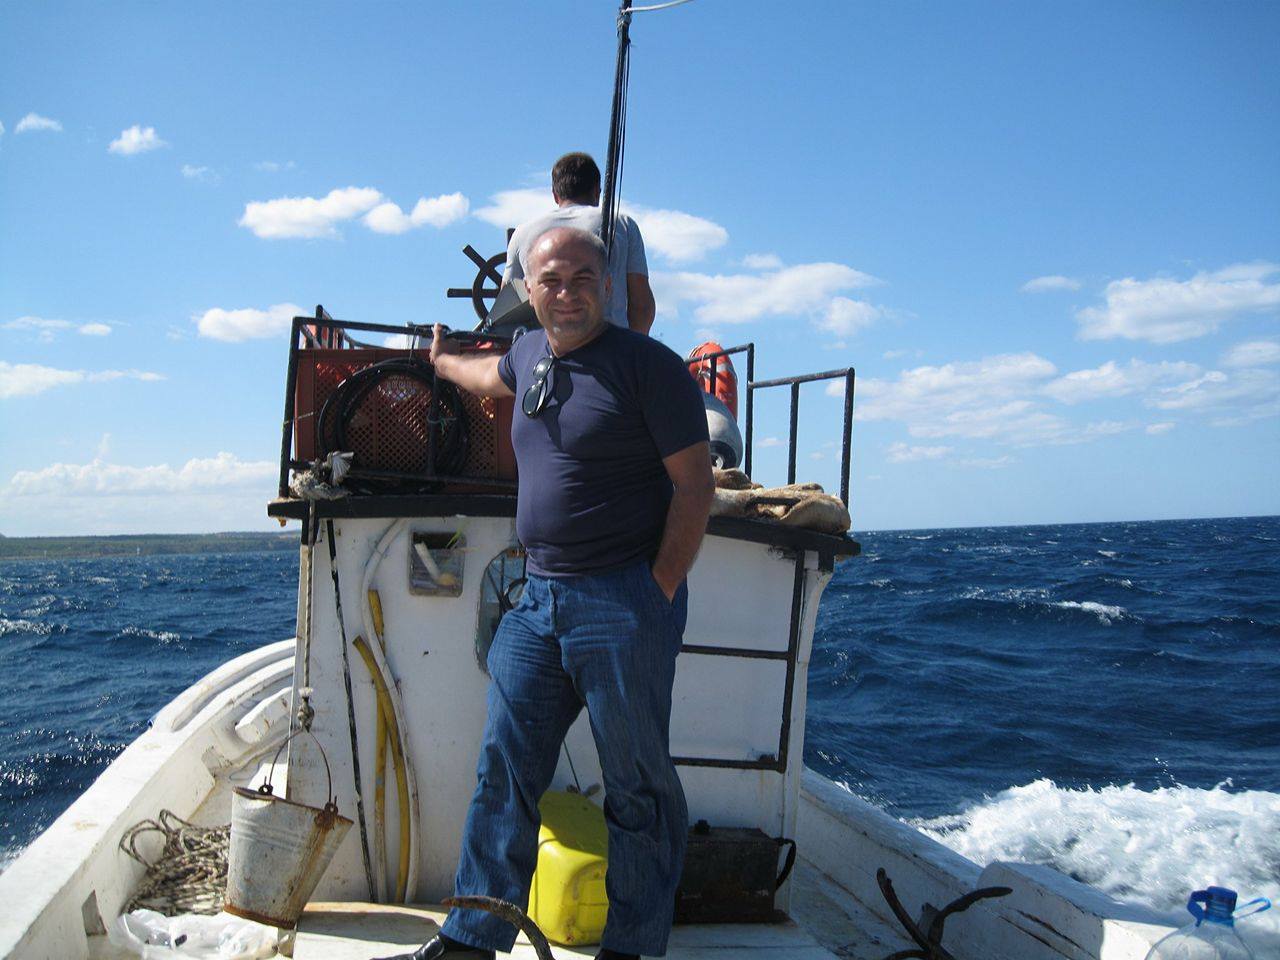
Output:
(370, 933), (496, 960)
(595, 950), (640, 960)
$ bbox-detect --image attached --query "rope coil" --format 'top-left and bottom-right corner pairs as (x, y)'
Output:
(119, 810), (230, 916)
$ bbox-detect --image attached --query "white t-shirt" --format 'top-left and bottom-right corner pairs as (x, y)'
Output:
(503, 204), (648, 327)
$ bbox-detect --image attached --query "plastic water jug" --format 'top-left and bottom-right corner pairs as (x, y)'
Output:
(1144, 886), (1271, 960)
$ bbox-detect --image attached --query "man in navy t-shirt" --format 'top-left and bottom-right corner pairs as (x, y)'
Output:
(376, 227), (712, 960)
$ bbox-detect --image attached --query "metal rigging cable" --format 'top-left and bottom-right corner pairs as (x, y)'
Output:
(600, 6), (632, 259)
(599, 0), (697, 257)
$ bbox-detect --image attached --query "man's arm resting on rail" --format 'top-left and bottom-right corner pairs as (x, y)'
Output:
(627, 273), (656, 336)
(429, 323), (514, 398)
(651, 440), (715, 600)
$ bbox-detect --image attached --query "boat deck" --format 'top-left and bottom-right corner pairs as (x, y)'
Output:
(84, 858), (911, 960)
(295, 904), (833, 960)
(290, 861), (911, 960)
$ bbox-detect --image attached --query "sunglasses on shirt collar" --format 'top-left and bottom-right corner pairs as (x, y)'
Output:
(522, 354), (557, 418)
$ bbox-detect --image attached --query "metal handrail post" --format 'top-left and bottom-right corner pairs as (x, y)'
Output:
(279, 316), (302, 498)
(744, 345), (755, 477)
(787, 381), (800, 485)
(840, 368), (855, 506)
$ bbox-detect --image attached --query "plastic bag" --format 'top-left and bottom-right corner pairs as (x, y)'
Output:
(108, 909), (277, 959)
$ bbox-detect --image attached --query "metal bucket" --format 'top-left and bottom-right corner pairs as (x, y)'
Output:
(224, 731), (353, 929)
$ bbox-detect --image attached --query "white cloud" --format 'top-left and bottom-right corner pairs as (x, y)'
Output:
(472, 187), (728, 264)
(816, 297), (881, 336)
(854, 353), (1058, 421)
(3, 316), (113, 341)
(239, 187), (381, 239)
(3, 315), (70, 342)
(1077, 262), (1280, 343)
(741, 253), (782, 270)
(254, 160), (297, 172)
(15, 112), (62, 133)
(653, 261), (878, 325)
(6, 452), (275, 497)
(848, 352), (1137, 447)
(1043, 359), (1201, 404)
(1146, 422), (1175, 435)
(623, 204), (727, 263)
(1147, 368), (1280, 421)
(758, 436), (783, 448)
(194, 302), (302, 342)
(108, 124), (166, 155)
(887, 442), (952, 463)
(1021, 275), (1080, 293)
(410, 192), (469, 228)
(242, 187), (466, 239)
(955, 455), (1015, 469)
(1221, 339), (1280, 368)
(181, 164), (217, 182)
(363, 192), (469, 234)
(0, 362), (163, 399)
(0, 120), (5, 137)
(473, 188), (555, 229)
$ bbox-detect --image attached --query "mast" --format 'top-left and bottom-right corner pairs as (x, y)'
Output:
(600, 3), (632, 258)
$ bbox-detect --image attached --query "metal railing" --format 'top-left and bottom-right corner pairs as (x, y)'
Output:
(746, 366), (856, 507)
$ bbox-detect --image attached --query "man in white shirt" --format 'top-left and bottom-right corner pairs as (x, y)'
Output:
(502, 152), (656, 335)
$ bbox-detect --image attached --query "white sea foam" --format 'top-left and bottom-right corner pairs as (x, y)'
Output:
(914, 779), (1280, 946)
(0, 617), (53, 637)
(1099, 549), (1119, 558)
(116, 626), (182, 644)
(1052, 600), (1127, 623)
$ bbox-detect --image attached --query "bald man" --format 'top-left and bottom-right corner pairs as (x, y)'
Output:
(376, 228), (713, 960)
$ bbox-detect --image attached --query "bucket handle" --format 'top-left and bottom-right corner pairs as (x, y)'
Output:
(774, 837), (797, 890)
(258, 726), (339, 813)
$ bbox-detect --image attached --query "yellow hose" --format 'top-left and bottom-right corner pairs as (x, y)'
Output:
(368, 589), (386, 641)
(353, 633), (412, 903)
(373, 671), (388, 901)
(366, 588), (405, 899)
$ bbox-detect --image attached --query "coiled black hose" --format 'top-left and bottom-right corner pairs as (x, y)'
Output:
(316, 356), (469, 492)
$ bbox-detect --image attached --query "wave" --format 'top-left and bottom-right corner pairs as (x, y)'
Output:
(0, 618), (61, 638)
(913, 779), (1280, 945)
(114, 626), (183, 645)
(925, 591), (1135, 626)
(1049, 600), (1127, 624)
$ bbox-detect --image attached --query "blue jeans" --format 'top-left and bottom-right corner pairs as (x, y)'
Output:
(441, 558), (689, 956)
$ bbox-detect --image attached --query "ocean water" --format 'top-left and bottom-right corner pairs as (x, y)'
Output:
(2, 517), (1278, 942)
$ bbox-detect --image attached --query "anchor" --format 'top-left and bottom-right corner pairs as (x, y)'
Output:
(876, 867), (1012, 960)
(443, 896), (554, 960)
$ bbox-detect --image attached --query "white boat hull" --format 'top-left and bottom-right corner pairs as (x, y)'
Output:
(0, 518), (1180, 959)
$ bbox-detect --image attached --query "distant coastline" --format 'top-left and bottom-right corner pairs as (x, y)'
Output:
(0, 531), (298, 561)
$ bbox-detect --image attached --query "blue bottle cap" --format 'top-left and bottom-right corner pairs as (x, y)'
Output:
(1189, 887), (1238, 924)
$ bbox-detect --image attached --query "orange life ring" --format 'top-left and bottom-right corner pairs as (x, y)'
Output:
(686, 341), (738, 418)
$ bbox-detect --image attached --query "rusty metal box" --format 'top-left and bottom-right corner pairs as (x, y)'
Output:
(674, 820), (796, 924)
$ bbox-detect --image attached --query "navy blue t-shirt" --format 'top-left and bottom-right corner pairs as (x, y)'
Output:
(497, 325), (709, 577)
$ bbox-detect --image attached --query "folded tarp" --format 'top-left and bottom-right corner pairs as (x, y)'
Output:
(710, 469), (851, 536)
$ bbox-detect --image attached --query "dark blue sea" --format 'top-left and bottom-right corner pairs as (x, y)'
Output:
(2, 516), (1277, 936)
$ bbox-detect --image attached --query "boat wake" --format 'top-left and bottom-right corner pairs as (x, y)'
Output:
(912, 778), (1280, 947)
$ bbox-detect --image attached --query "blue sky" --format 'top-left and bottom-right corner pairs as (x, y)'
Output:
(2, 1), (1277, 535)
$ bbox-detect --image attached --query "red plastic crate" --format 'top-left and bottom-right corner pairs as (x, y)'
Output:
(293, 346), (516, 484)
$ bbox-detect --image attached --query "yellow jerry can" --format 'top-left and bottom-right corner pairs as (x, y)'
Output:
(527, 790), (609, 945)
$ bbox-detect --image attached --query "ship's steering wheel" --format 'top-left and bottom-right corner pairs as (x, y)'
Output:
(446, 243), (506, 323)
